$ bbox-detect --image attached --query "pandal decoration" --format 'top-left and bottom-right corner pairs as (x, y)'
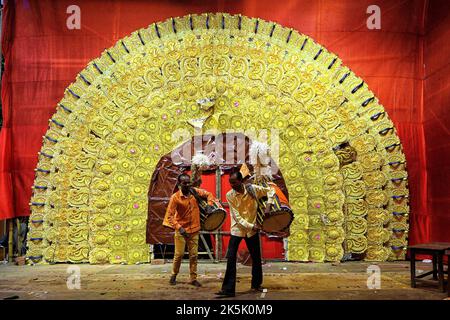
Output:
(27, 13), (409, 264)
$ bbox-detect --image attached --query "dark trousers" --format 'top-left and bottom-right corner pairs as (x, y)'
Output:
(221, 233), (262, 294)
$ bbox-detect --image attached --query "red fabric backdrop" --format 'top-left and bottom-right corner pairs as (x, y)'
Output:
(423, 0), (450, 243)
(0, 0), (448, 245)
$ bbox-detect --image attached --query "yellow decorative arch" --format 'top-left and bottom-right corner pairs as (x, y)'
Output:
(27, 13), (409, 264)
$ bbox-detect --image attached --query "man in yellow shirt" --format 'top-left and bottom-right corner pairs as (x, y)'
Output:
(163, 173), (215, 287)
(216, 171), (275, 297)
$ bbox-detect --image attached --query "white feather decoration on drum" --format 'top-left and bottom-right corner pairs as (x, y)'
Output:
(192, 152), (211, 169)
(191, 152), (212, 187)
(249, 141), (269, 163)
(249, 140), (273, 182)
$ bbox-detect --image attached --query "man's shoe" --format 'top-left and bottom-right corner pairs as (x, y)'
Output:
(169, 275), (177, 285)
(250, 286), (265, 292)
(215, 290), (235, 297)
(190, 280), (202, 287)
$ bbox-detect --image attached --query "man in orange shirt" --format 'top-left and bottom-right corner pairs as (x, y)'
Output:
(163, 173), (215, 287)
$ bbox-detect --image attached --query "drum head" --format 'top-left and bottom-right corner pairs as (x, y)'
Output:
(262, 211), (293, 233)
(202, 210), (226, 231)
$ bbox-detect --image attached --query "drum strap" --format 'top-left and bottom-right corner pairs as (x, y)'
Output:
(246, 183), (280, 208)
(245, 184), (257, 200)
(246, 184), (269, 209)
(189, 187), (208, 213)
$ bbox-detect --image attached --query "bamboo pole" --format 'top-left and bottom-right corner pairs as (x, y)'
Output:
(17, 219), (22, 256)
(215, 166), (221, 262)
(1, 220), (5, 261)
(8, 219), (13, 263)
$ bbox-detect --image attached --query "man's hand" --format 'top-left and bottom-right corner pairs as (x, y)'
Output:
(179, 227), (187, 237)
(205, 205), (215, 215)
(252, 223), (262, 231)
(264, 203), (273, 214)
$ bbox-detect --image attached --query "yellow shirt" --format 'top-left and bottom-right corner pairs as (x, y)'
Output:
(226, 184), (275, 238)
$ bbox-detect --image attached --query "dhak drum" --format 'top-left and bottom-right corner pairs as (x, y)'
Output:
(255, 183), (294, 234)
(198, 200), (227, 232)
(189, 187), (226, 231)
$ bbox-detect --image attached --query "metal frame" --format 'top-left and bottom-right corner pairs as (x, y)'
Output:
(194, 167), (225, 262)
(8, 219), (13, 262)
(0, 219), (6, 262)
(197, 166), (287, 263)
(193, 167), (226, 262)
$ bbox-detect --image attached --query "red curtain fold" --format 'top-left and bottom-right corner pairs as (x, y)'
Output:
(0, 0), (448, 244)
(423, 0), (450, 243)
(0, 0), (15, 219)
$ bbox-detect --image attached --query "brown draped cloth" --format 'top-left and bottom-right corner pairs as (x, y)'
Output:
(146, 132), (289, 244)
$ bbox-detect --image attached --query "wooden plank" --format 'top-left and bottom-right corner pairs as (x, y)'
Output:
(199, 234), (214, 261)
(416, 270), (434, 278)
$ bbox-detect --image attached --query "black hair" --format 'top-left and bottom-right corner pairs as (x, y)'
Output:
(177, 173), (190, 183)
(229, 170), (243, 181)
